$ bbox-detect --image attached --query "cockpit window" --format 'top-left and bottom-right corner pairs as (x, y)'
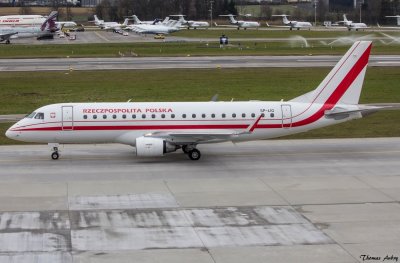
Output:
(26, 112), (36, 118)
(34, 112), (44, 120)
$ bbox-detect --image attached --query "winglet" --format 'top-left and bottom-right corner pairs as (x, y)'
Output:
(240, 114), (263, 134)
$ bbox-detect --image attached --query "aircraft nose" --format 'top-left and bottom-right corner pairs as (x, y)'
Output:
(5, 129), (13, 139)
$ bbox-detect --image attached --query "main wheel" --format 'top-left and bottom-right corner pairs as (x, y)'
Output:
(5, 40), (10, 44)
(188, 149), (201, 161)
(51, 151), (59, 160)
(182, 145), (189, 154)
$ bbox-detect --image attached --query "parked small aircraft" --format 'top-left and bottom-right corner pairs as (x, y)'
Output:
(218, 14), (260, 30)
(272, 15), (312, 30)
(170, 15), (209, 29)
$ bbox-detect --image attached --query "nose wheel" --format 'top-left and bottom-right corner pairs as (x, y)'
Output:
(51, 151), (59, 160)
(49, 143), (60, 160)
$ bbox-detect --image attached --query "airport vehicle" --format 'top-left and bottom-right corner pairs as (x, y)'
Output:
(6, 41), (391, 161)
(154, 33), (165, 39)
(219, 14), (260, 30)
(170, 15), (209, 29)
(0, 11), (58, 44)
(340, 14), (368, 31)
(272, 15), (312, 30)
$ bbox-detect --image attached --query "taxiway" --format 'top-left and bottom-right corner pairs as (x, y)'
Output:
(0, 138), (399, 262)
(0, 55), (400, 72)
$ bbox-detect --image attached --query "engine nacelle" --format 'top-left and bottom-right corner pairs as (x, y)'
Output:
(135, 136), (177, 157)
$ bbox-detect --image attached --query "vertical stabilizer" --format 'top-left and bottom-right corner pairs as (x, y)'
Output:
(228, 15), (237, 24)
(40, 11), (58, 32)
(282, 15), (290, 25)
(290, 41), (372, 105)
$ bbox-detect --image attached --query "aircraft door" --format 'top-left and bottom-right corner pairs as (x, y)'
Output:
(62, 106), (74, 131)
(281, 104), (292, 128)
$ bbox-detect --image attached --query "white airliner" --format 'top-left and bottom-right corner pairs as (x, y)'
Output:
(272, 15), (312, 30)
(0, 11), (58, 44)
(0, 14), (45, 26)
(340, 14), (368, 31)
(170, 15), (209, 29)
(219, 14), (260, 30)
(5, 41), (391, 161)
(0, 14), (76, 28)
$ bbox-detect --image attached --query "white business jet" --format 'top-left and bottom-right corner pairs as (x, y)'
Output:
(92, 15), (128, 30)
(219, 14), (260, 30)
(170, 15), (209, 29)
(128, 19), (181, 35)
(130, 15), (163, 25)
(340, 14), (368, 31)
(272, 14), (312, 30)
(6, 41), (393, 161)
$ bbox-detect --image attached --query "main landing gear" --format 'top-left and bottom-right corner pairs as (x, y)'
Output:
(49, 143), (60, 160)
(182, 145), (201, 161)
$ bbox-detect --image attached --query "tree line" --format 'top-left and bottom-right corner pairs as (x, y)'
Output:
(95, 0), (237, 22)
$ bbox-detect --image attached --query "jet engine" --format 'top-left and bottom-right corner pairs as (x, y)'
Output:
(135, 136), (177, 157)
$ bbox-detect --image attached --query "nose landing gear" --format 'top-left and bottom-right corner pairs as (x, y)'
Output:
(51, 151), (59, 160)
(49, 143), (60, 160)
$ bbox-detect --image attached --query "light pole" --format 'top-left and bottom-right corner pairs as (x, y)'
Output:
(209, 0), (214, 28)
(359, 0), (364, 23)
(314, 0), (318, 26)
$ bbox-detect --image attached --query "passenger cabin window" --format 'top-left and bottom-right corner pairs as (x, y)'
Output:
(132, 114), (136, 119)
(83, 115), (88, 119)
(251, 113), (256, 118)
(211, 114), (215, 118)
(192, 114), (196, 118)
(232, 113), (236, 118)
(103, 115), (107, 119)
(122, 114), (126, 119)
(93, 115), (97, 119)
(182, 114), (186, 119)
(222, 114), (226, 118)
(242, 113), (246, 118)
(142, 114), (146, 119)
(34, 113), (44, 120)
(112, 114), (117, 119)
(161, 114), (165, 119)
(171, 114), (175, 119)
(151, 114), (156, 119)
(270, 113), (275, 118)
(202, 114), (206, 118)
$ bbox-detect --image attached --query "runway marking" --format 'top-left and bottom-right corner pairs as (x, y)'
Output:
(93, 32), (110, 42)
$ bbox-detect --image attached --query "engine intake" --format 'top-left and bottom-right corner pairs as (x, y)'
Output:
(135, 136), (177, 157)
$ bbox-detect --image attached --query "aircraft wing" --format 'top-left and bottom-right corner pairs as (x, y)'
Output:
(144, 130), (238, 144)
(0, 32), (18, 42)
(143, 115), (263, 144)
